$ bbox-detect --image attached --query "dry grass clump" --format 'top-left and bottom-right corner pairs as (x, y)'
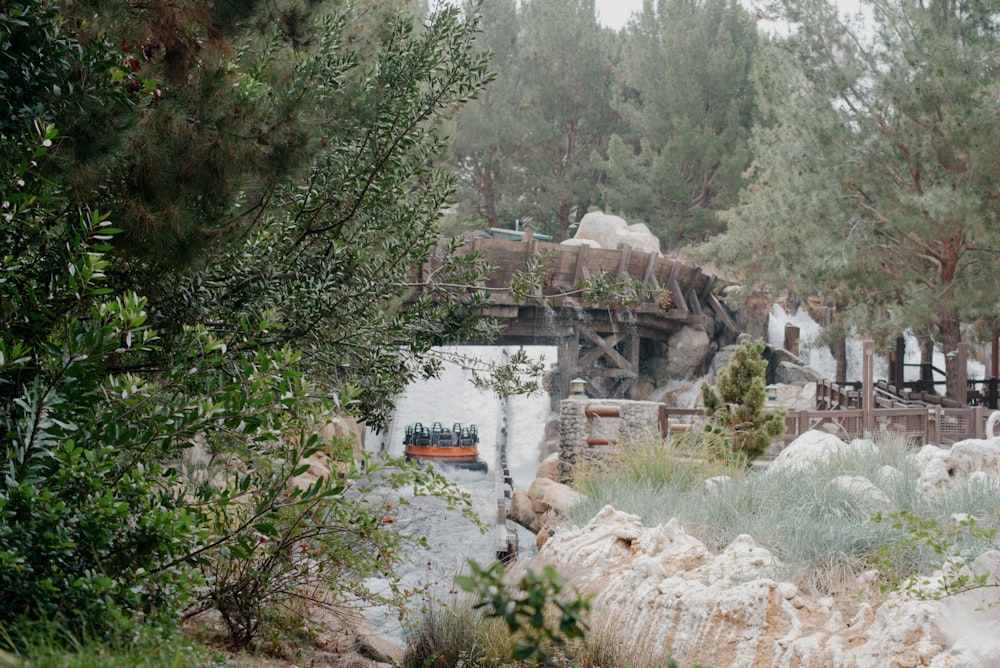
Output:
(402, 594), (678, 668)
(568, 431), (1000, 598)
(402, 596), (514, 668)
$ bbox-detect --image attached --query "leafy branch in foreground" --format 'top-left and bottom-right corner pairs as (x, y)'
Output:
(455, 559), (590, 663)
(871, 510), (1000, 601)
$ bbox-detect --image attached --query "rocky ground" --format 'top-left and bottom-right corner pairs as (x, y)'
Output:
(513, 430), (1000, 668)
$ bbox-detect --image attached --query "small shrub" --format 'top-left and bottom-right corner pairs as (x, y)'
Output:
(701, 339), (787, 462)
(455, 560), (590, 663)
(403, 595), (513, 668)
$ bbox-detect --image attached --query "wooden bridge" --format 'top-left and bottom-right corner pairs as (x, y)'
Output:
(412, 234), (738, 399)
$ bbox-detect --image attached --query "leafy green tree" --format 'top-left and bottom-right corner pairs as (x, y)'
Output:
(711, 0), (1000, 400)
(599, 0), (758, 248)
(701, 340), (786, 462)
(1, 0), (515, 649)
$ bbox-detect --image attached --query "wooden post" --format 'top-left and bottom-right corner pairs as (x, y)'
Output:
(784, 324), (800, 357)
(894, 336), (905, 391)
(993, 336), (999, 379)
(957, 342), (968, 405)
(558, 335), (579, 399)
(863, 340), (875, 435)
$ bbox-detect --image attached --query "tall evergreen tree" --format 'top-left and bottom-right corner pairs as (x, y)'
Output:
(511, 0), (619, 239)
(598, 0), (758, 248)
(448, 0), (620, 239)
(447, 0), (520, 229)
(712, 0), (1000, 400)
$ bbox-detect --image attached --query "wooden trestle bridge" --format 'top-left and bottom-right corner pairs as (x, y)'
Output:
(410, 234), (738, 400)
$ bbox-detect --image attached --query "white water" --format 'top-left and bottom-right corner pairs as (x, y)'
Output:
(362, 346), (556, 646)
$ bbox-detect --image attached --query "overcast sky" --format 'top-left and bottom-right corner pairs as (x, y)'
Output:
(595, 0), (644, 29)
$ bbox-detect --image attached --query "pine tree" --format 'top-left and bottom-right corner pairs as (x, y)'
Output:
(598, 0), (758, 248)
(712, 0), (1000, 400)
(701, 340), (786, 461)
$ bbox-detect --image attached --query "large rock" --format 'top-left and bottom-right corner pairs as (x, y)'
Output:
(574, 211), (628, 250)
(768, 430), (875, 474)
(527, 477), (583, 516)
(663, 326), (711, 380)
(523, 505), (998, 668)
(914, 438), (1000, 493)
(509, 476), (584, 547)
(572, 211), (662, 255)
(616, 222), (661, 255)
(559, 237), (601, 249)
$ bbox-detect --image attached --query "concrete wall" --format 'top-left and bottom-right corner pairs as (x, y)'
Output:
(557, 397), (661, 484)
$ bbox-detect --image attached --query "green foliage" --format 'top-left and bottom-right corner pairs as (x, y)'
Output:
(598, 0), (759, 247)
(0, 1), (122, 134)
(700, 340), (786, 462)
(712, 0), (1000, 398)
(871, 510), (1000, 600)
(1, 127), (197, 642)
(0, 634), (213, 668)
(0, 0), (508, 654)
(455, 559), (590, 663)
(448, 0), (620, 238)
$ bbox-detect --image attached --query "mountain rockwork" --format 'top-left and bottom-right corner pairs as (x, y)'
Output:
(518, 431), (1000, 667)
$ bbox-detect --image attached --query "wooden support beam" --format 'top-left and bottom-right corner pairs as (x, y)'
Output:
(578, 333), (617, 368)
(669, 278), (688, 313)
(587, 367), (638, 379)
(707, 292), (740, 337)
(625, 329), (640, 399)
(699, 275), (716, 302)
(558, 335), (580, 398)
(687, 288), (703, 316)
(572, 244), (590, 286)
(617, 245), (632, 276)
(665, 261), (681, 292)
(581, 329), (632, 370)
(643, 251), (660, 288)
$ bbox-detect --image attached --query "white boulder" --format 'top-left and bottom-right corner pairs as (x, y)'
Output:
(574, 211), (628, 250)
(768, 430), (875, 474)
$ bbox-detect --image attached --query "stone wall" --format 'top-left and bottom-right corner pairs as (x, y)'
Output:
(557, 397), (662, 484)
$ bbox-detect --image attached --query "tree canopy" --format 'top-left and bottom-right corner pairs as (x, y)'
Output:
(0, 0), (508, 647)
(599, 0), (759, 248)
(710, 0), (1000, 399)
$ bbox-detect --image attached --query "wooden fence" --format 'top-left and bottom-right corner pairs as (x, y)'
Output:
(658, 402), (996, 460)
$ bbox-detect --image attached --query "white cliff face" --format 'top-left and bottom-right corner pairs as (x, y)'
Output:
(519, 430), (1000, 668)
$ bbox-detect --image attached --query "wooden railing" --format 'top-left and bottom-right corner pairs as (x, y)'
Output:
(658, 401), (995, 460)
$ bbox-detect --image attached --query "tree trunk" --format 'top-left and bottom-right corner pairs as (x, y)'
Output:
(938, 307), (963, 402)
(557, 200), (571, 241)
(831, 335), (847, 384)
(918, 335), (935, 394)
(475, 152), (499, 228)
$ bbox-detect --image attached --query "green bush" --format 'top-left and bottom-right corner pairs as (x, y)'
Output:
(701, 339), (786, 462)
(455, 560), (590, 663)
